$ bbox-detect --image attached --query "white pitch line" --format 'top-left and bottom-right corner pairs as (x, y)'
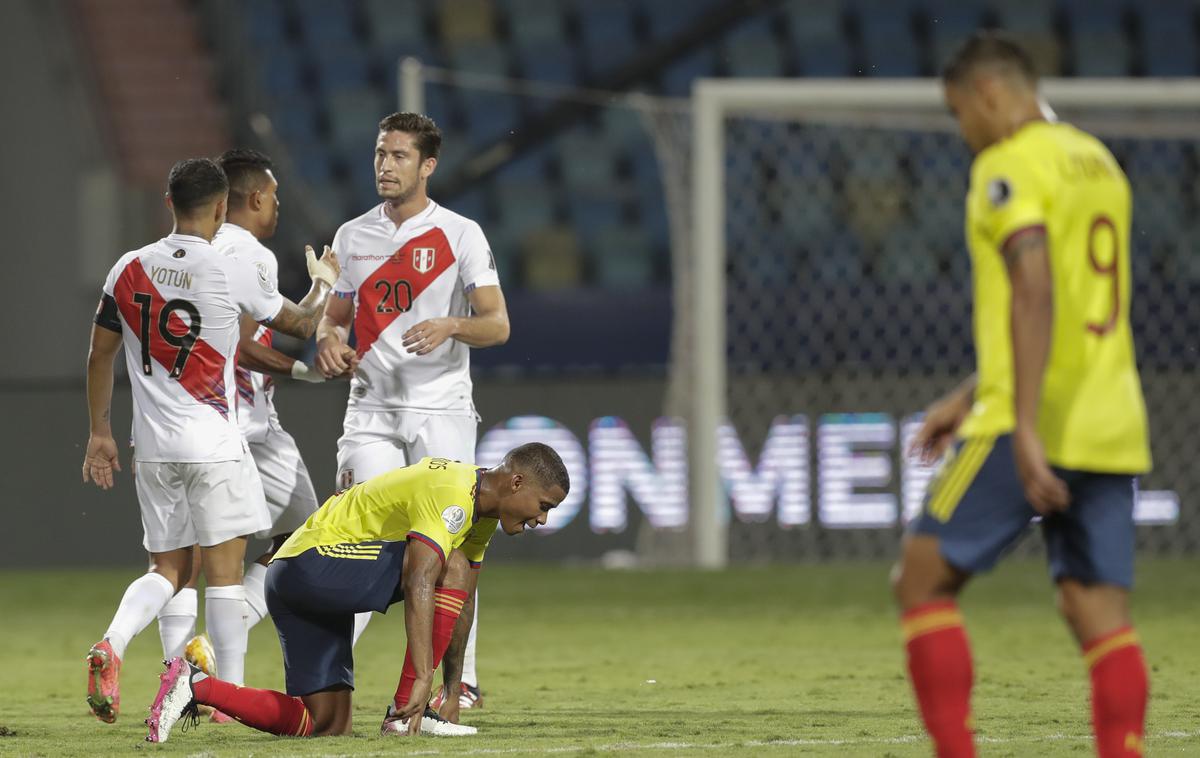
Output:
(305, 729), (1200, 757)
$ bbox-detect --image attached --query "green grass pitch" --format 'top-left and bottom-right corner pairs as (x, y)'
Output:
(3, 559), (1199, 756)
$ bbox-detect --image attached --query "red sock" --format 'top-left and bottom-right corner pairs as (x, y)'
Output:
(393, 587), (469, 710)
(902, 600), (975, 758)
(193, 676), (313, 736)
(1084, 627), (1148, 758)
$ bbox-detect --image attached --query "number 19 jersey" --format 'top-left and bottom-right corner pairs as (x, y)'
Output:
(961, 120), (1150, 473)
(96, 233), (284, 462)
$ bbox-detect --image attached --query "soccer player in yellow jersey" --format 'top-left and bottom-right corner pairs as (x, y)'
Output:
(145, 443), (569, 743)
(892, 33), (1151, 758)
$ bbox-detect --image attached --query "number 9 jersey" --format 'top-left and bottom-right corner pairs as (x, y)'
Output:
(961, 120), (1150, 474)
(95, 232), (284, 462)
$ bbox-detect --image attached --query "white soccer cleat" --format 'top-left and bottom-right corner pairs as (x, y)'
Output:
(432, 682), (484, 710)
(145, 657), (200, 743)
(380, 704), (478, 737)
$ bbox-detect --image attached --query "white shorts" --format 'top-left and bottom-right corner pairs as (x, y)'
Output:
(135, 453), (271, 552)
(335, 410), (477, 490)
(248, 425), (321, 540)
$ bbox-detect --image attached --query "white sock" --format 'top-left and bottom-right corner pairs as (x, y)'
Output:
(104, 572), (176, 660)
(351, 611), (372, 647)
(205, 584), (248, 686)
(462, 589), (479, 687)
(243, 563), (269, 630)
(157, 588), (197, 659)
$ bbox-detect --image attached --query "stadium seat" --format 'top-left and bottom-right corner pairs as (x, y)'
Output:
(855, 2), (922, 76)
(266, 100), (320, 145)
(783, 0), (842, 41)
(446, 40), (512, 76)
(796, 37), (855, 77)
(567, 193), (623, 238)
(514, 40), (580, 86)
(557, 130), (618, 193)
(494, 145), (552, 181)
(288, 140), (335, 186)
(522, 225), (585, 290)
(1072, 32), (1132, 76)
(993, 0), (1056, 35)
(327, 88), (388, 150)
(243, 0), (290, 47)
(295, 0), (359, 45)
(590, 224), (655, 289)
(641, 0), (726, 41)
(575, 0), (639, 78)
(258, 44), (306, 97)
(723, 18), (788, 78)
(458, 90), (522, 144)
(1137, 3), (1197, 76)
(438, 0), (497, 47)
(312, 44), (371, 90)
(499, 0), (567, 45)
(922, 0), (987, 71)
(660, 48), (718, 97)
(363, 0), (426, 47)
(494, 180), (557, 236)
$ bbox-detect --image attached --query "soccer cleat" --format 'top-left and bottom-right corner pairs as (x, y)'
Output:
(432, 682), (484, 710)
(145, 657), (201, 743)
(86, 639), (122, 723)
(183, 633), (217, 677)
(380, 704), (478, 736)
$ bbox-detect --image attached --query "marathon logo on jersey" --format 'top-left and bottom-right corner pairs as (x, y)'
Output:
(256, 262), (276, 293)
(441, 505), (467, 534)
(412, 247), (436, 274)
(987, 177), (1012, 208)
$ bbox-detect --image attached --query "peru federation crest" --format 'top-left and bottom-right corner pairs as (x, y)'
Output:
(413, 247), (436, 274)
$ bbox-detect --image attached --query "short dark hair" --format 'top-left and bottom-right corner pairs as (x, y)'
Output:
(941, 31), (1037, 85)
(505, 443), (570, 495)
(218, 148), (273, 208)
(167, 158), (228, 215)
(378, 112), (442, 161)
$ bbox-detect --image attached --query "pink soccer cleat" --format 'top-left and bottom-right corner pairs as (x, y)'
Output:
(145, 657), (201, 743)
(86, 639), (122, 723)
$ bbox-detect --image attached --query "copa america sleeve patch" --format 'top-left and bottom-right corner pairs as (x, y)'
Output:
(256, 262), (276, 293)
(987, 177), (1012, 208)
(441, 505), (467, 534)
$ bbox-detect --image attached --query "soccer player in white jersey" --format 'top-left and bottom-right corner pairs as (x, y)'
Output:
(150, 149), (332, 693)
(315, 112), (510, 712)
(81, 158), (340, 724)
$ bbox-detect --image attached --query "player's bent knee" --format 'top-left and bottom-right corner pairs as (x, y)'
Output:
(1056, 579), (1130, 643)
(892, 535), (965, 611)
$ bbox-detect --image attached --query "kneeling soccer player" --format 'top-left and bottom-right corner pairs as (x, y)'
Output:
(145, 442), (569, 742)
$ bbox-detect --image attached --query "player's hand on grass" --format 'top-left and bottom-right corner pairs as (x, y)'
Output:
(1013, 426), (1070, 515)
(315, 338), (358, 378)
(910, 388), (973, 464)
(82, 435), (121, 490)
(305, 245), (340, 287)
(399, 676), (433, 735)
(402, 318), (458, 356)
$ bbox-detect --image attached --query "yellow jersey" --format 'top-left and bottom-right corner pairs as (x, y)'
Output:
(273, 457), (499, 565)
(959, 120), (1150, 474)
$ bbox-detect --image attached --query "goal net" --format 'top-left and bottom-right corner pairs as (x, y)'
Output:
(653, 78), (1200, 567)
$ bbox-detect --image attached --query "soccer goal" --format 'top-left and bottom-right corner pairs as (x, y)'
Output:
(665, 78), (1200, 568)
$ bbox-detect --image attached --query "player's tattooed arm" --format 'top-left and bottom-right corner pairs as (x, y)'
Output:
(83, 324), (123, 490)
(235, 315), (324, 382)
(402, 285), (510, 355)
(266, 245), (340, 340)
(1003, 227), (1070, 513)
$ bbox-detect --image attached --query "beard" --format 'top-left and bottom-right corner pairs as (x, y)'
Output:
(377, 176), (418, 205)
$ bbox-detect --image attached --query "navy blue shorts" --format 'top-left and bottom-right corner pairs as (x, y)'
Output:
(910, 435), (1137, 588)
(265, 540), (407, 696)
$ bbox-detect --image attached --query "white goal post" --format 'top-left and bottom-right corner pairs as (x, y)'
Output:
(688, 78), (1200, 569)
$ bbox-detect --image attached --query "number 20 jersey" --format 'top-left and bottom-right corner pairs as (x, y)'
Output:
(331, 201), (500, 414)
(98, 233), (284, 462)
(961, 120), (1149, 473)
